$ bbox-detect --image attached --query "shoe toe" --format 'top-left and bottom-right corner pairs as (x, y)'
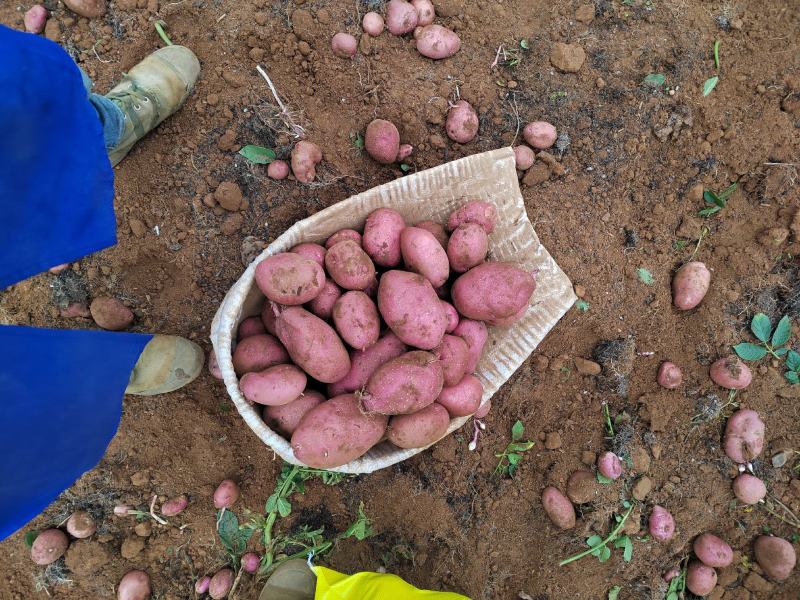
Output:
(154, 45), (201, 88)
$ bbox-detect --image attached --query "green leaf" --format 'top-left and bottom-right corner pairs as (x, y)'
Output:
(24, 531), (38, 548)
(785, 371), (800, 384)
(703, 190), (719, 205)
(507, 453), (522, 465)
(265, 493), (279, 514)
(703, 76), (719, 96)
(622, 538), (633, 561)
(599, 546), (612, 562)
(508, 441), (535, 452)
(586, 535), (603, 548)
(216, 509), (240, 552)
(399, 163), (411, 172)
(712, 194), (727, 208)
(713, 39), (721, 70)
(520, 39), (529, 50)
(698, 206), (721, 217)
(772, 315), (791, 347)
(751, 313), (773, 343)
(666, 593), (677, 600)
(637, 268), (654, 286)
(775, 347), (789, 356)
(733, 343), (768, 361)
(608, 585), (621, 600)
(717, 183), (737, 202)
(575, 299), (590, 312)
(597, 473), (614, 485)
(622, 500), (631, 509)
(511, 420), (524, 441)
(239, 145), (276, 164)
(643, 73), (666, 87)
(277, 497), (292, 518)
(786, 350), (800, 371)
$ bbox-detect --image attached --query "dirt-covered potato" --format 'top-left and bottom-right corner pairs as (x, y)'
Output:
(290, 141), (322, 183)
(161, 495), (188, 517)
(732, 474), (766, 505)
(514, 145), (535, 170)
(693, 533), (733, 568)
(411, 0), (435, 25)
(307, 278), (342, 321)
(365, 119), (400, 164)
(232, 334), (289, 376)
(362, 11), (384, 36)
(445, 100), (479, 143)
(378, 270), (448, 349)
(66, 510), (96, 538)
(363, 350), (444, 414)
(117, 570), (151, 600)
(415, 220), (449, 247)
(416, 24), (461, 59)
(209, 568), (234, 600)
(723, 409), (765, 463)
(240, 364), (307, 406)
(451, 262), (536, 324)
(30, 529), (68, 565)
(333, 291), (380, 350)
(400, 226), (450, 287)
(447, 222), (489, 273)
(328, 331), (407, 396)
(195, 576), (211, 595)
(386, 0), (418, 34)
(255, 253), (325, 305)
(523, 121), (557, 149)
(276, 307), (351, 383)
(657, 361), (682, 389)
(90, 296), (134, 331)
(387, 402), (450, 448)
(648, 505), (675, 541)
(263, 390), (325, 437)
(672, 261), (711, 310)
(213, 479), (240, 509)
(331, 32), (357, 58)
(325, 240), (376, 290)
(686, 561), (717, 597)
(709, 356), (752, 390)
(452, 319), (488, 373)
(291, 394), (388, 468)
(447, 201), (497, 233)
(325, 229), (362, 249)
(363, 207), (406, 267)
(541, 487), (576, 530)
(754, 535), (796, 581)
(290, 242), (327, 267)
(434, 334), (469, 387)
(436, 373), (483, 417)
(597, 451), (623, 480)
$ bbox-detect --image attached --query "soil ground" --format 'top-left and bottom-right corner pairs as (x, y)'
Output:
(1, 1), (799, 599)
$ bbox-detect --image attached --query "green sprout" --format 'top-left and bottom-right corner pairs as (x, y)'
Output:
(698, 183), (736, 217)
(643, 73), (666, 88)
(559, 501), (636, 566)
(702, 40), (721, 96)
(493, 420), (535, 477)
(154, 20), (173, 46)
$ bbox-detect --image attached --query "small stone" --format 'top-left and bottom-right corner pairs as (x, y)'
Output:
(574, 357), (601, 376)
(575, 4), (595, 23)
(743, 572), (772, 593)
(632, 476), (653, 500)
(44, 19), (61, 41)
(217, 130), (237, 152)
(214, 181), (243, 211)
(574, 284), (586, 298)
(758, 226), (789, 247)
(249, 47), (266, 62)
(220, 213), (244, 236)
(206, 94), (220, 107)
(550, 42), (586, 73)
(687, 182), (704, 203)
(120, 536), (145, 559)
(544, 431), (562, 450)
(772, 451), (789, 468)
(429, 133), (446, 149)
(129, 218), (146, 238)
(90, 297), (133, 331)
(533, 355), (549, 372)
(717, 566), (738, 587)
(134, 521), (152, 537)
(595, 77), (606, 89)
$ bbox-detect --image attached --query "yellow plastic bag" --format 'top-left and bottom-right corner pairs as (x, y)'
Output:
(313, 566), (471, 600)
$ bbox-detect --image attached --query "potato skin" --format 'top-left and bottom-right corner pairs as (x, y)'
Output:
(328, 331), (407, 396)
(451, 262), (536, 323)
(693, 533), (733, 568)
(657, 361), (682, 389)
(411, 0), (435, 25)
(447, 222), (489, 273)
(31, 529), (68, 565)
(754, 535), (796, 581)
(261, 302), (279, 335)
(325, 229), (362, 249)
(325, 240), (377, 290)
(445, 100), (479, 143)
(523, 121), (557, 149)
(117, 570), (152, 600)
(709, 356), (752, 390)
(387, 403), (450, 448)
(541, 487), (576, 530)
(232, 334), (289, 376)
(209, 568), (234, 600)
(255, 253), (325, 305)
(415, 220), (449, 247)
(447, 201), (497, 233)
(161, 495), (188, 517)
(362, 11), (384, 36)
(333, 291), (380, 350)
(290, 242), (327, 267)
(597, 451), (623, 480)
(263, 390), (325, 437)
(290, 141), (322, 184)
(514, 145), (535, 170)
(363, 351), (444, 414)
(386, 0), (418, 35)
(436, 373), (483, 417)
(378, 270), (448, 349)
(416, 24), (461, 59)
(732, 474), (766, 505)
(672, 261), (711, 310)
(365, 119), (400, 164)
(331, 32), (357, 58)
(238, 316), (266, 339)
(213, 480), (240, 509)
(307, 278), (342, 320)
(400, 226), (450, 287)
(239, 364), (307, 406)
(723, 409), (765, 463)
(267, 160), (290, 180)
(648, 505), (675, 541)
(276, 307), (351, 383)
(440, 300), (459, 332)
(291, 394), (388, 468)
(363, 208), (406, 267)
(434, 334), (469, 386)
(452, 319), (488, 373)
(686, 561), (717, 596)
(66, 510), (96, 538)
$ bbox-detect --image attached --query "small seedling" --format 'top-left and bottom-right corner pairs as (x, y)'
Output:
(559, 501), (635, 566)
(154, 20), (173, 46)
(702, 40), (721, 96)
(239, 145), (276, 165)
(643, 73), (666, 88)
(698, 182), (736, 217)
(733, 313), (791, 361)
(637, 268), (654, 285)
(608, 586), (621, 600)
(602, 403), (615, 438)
(664, 564), (687, 600)
(493, 420), (535, 477)
(713, 39), (721, 69)
(500, 40), (529, 67)
(575, 299), (590, 312)
(399, 163), (412, 173)
(673, 240), (688, 250)
(350, 132), (365, 152)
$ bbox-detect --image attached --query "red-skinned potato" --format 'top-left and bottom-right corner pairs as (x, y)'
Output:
(723, 409), (765, 463)
(238, 316), (266, 339)
(709, 356), (752, 390)
(514, 145), (535, 170)
(363, 351), (444, 414)
(232, 334), (289, 376)
(325, 229), (362, 249)
(523, 121), (557, 149)
(597, 451), (622, 480)
(362, 11), (384, 36)
(161, 495), (188, 517)
(411, 0), (435, 25)
(325, 240), (376, 290)
(445, 100), (479, 143)
(117, 570), (151, 600)
(240, 364), (307, 406)
(434, 334), (469, 387)
(541, 487), (576, 529)
(365, 119), (400, 164)
(648, 506), (675, 541)
(328, 332), (407, 396)
(209, 568), (234, 600)
(267, 159), (290, 180)
(663, 567), (681, 582)
(307, 278), (342, 320)
(488, 303), (528, 327)
(213, 480), (240, 509)
(290, 141), (322, 183)
(66, 510), (96, 538)
(657, 361), (682, 389)
(447, 222), (489, 273)
(263, 390), (325, 437)
(24, 5), (48, 33)
(363, 208), (406, 267)
(672, 261), (711, 310)
(242, 552), (261, 574)
(255, 253), (325, 305)
(290, 242), (326, 267)
(415, 220), (449, 247)
(195, 576), (211, 595)
(686, 561), (717, 596)
(387, 402), (450, 448)
(416, 24), (461, 59)
(453, 319), (488, 373)
(693, 533), (733, 568)
(261, 302), (279, 335)
(754, 535), (796, 581)
(451, 262), (536, 323)
(386, 0), (418, 34)
(331, 32), (357, 58)
(378, 270), (448, 349)
(400, 226), (450, 287)
(732, 474), (766, 505)
(398, 144), (413, 160)
(292, 394), (388, 468)
(441, 300), (459, 332)
(474, 399), (491, 419)
(436, 373), (483, 417)
(447, 201), (497, 233)
(208, 349), (223, 379)
(333, 291), (380, 350)
(31, 529), (68, 565)
(276, 307), (351, 383)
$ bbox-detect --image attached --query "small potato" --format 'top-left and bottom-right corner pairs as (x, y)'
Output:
(388, 403), (450, 448)
(31, 529), (68, 565)
(290, 242), (326, 267)
(333, 291), (380, 350)
(723, 409), (765, 463)
(238, 316), (266, 339)
(325, 229), (362, 249)
(411, 0), (435, 25)
(240, 364), (307, 406)
(267, 159), (290, 180)
(363, 351), (444, 414)
(365, 119), (400, 164)
(474, 399), (491, 419)
(686, 561), (717, 597)
(693, 533), (733, 568)
(292, 394), (388, 468)
(434, 334), (469, 386)
(436, 373), (483, 417)
(213, 480), (240, 509)
(90, 296), (134, 331)
(657, 361), (682, 389)
(445, 100), (479, 144)
(732, 474), (766, 505)
(648, 506), (675, 541)
(307, 278), (342, 321)
(232, 334), (289, 376)
(24, 5), (48, 34)
(378, 270), (448, 349)
(447, 201), (497, 233)
(441, 300), (459, 332)
(447, 222), (488, 273)
(362, 11), (384, 36)
(754, 535), (796, 581)
(328, 332), (407, 396)
(325, 240), (376, 290)
(451, 262), (536, 323)
(290, 141), (322, 183)
(710, 356), (752, 390)
(331, 32), (357, 58)
(566, 470), (600, 504)
(276, 307), (351, 383)
(514, 145), (535, 170)
(672, 261), (711, 310)
(416, 24), (461, 59)
(453, 319), (488, 373)
(209, 568), (234, 600)
(415, 220), (449, 247)
(161, 495), (188, 517)
(363, 207), (406, 267)
(255, 252), (325, 305)
(400, 226), (450, 287)
(66, 511), (96, 538)
(386, 0), (418, 35)
(398, 144), (413, 160)
(597, 451), (622, 480)
(117, 570), (151, 600)
(242, 552), (261, 574)
(663, 567), (681, 582)
(195, 576), (211, 595)
(541, 487), (576, 530)
(523, 121), (557, 149)
(261, 302), (279, 335)
(263, 390), (325, 437)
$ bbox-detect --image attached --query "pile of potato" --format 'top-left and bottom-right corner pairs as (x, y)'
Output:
(223, 201), (536, 468)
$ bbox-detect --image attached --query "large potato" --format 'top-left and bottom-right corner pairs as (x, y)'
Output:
(447, 201), (497, 233)
(386, 0), (418, 35)
(263, 390), (325, 437)
(416, 24), (461, 59)
(238, 316), (266, 339)
(436, 374), (483, 417)
(363, 208), (406, 267)
(325, 240), (376, 290)
(541, 487), (576, 530)
(400, 227), (450, 288)
(363, 351), (444, 414)
(291, 394), (388, 468)
(328, 332), (407, 396)
(239, 364), (307, 406)
(378, 270), (448, 349)
(307, 278), (342, 320)
(290, 141), (322, 184)
(276, 307), (351, 383)
(723, 409), (765, 463)
(445, 100), (479, 143)
(732, 474), (766, 505)
(387, 403), (450, 448)
(451, 262), (536, 323)
(672, 261), (711, 310)
(255, 253), (325, 305)
(434, 334), (468, 386)
(333, 291), (380, 350)
(447, 222), (488, 273)
(693, 533), (733, 568)
(452, 319), (488, 373)
(232, 334), (289, 375)
(754, 535), (796, 581)
(686, 561), (717, 597)
(331, 32), (357, 58)
(523, 121), (557, 149)
(30, 529), (68, 565)
(365, 119), (400, 164)
(411, 0), (435, 25)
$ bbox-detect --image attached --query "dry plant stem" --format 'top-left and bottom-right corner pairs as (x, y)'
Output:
(228, 566), (245, 599)
(760, 496), (800, 529)
(256, 65), (306, 139)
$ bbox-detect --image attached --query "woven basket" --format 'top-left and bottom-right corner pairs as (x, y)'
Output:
(210, 147), (576, 474)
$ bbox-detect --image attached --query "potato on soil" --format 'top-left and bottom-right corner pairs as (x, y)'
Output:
(290, 141), (322, 184)
(693, 533), (733, 568)
(436, 373), (483, 417)
(238, 316), (266, 339)
(657, 361), (682, 389)
(451, 262), (536, 324)
(31, 529), (68, 565)
(566, 470), (599, 504)
(363, 350), (444, 414)
(333, 291), (380, 350)
(387, 402), (450, 448)
(267, 159), (290, 180)
(400, 226), (450, 287)
(723, 408), (765, 463)
(328, 332), (407, 396)
(362, 11), (384, 36)
(447, 201), (497, 233)
(415, 220), (449, 247)
(161, 495), (188, 517)
(276, 307), (351, 383)
(709, 356), (752, 390)
(411, 0), (435, 25)
(195, 576), (211, 594)
(363, 207), (406, 267)
(445, 100), (479, 143)
(398, 144), (413, 160)
(263, 390), (325, 437)
(331, 32), (357, 58)
(732, 474), (766, 505)
(325, 240), (376, 290)
(514, 145), (535, 170)
(242, 552), (261, 574)
(386, 0), (418, 35)
(365, 119), (401, 164)
(232, 334), (289, 376)
(255, 252), (325, 305)
(240, 364), (307, 406)
(447, 222), (489, 273)
(307, 278), (342, 320)
(416, 24), (461, 59)
(325, 229), (362, 249)
(90, 296), (134, 330)
(290, 242), (326, 267)
(453, 319), (488, 373)
(291, 394), (388, 468)
(672, 261), (711, 310)
(440, 300), (459, 332)
(434, 334), (469, 386)
(541, 487), (576, 529)
(597, 451), (622, 480)
(686, 560), (717, 597)
(24, 5), (48, 34)
(378, 270), (448, 349)
(117, 570), (151, 600)
(213, 479), (240, 509)
(66, 510), (96, 538)
(754, 535), (796, 581)
(523, 121), (557, 149)
(209, 568), (234, 600)
(648, 505), (675, 541)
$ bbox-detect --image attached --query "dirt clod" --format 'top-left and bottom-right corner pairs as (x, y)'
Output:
(632, 476), (653, 500)
(549, 43), (586, 73)
(214, 182), (243, 212)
